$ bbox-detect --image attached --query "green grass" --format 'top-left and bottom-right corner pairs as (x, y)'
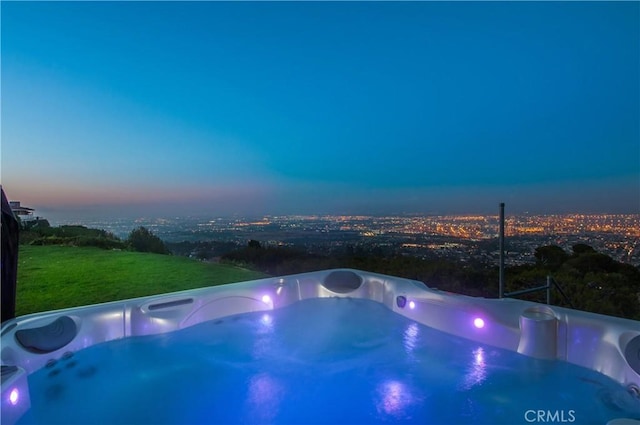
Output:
(16, 245), (267, 316)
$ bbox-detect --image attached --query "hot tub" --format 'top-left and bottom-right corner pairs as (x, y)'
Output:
(1, 269), (639, 424)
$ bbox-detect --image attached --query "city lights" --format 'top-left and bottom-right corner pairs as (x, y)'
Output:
(48, 213), (640, 267)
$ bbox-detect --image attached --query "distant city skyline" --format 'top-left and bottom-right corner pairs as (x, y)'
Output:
(2, 1), (638, 219)
(36, 212), (640, 267)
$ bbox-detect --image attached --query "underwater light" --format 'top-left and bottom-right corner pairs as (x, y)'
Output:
(261, 295), (272, 304)
(9, 389), (19, 406)
(473, 318), (485, 329)
(260, 313), (273, 326)
(409, 301), (416, 310)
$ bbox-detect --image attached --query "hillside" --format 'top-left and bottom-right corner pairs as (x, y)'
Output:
(15, 245), (266, 316)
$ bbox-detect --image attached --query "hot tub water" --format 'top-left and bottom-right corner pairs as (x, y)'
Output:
(16, 298), (640, 424)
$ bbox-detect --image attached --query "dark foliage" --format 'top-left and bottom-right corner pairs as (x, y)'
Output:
(21, 225), (125, 250)
(126, 227), (170, 255)
(534, 245), (569, 270)
(21, 218), (51, 231)
(572, 243), (597, 256)
(508, 244), (640, 320)
(248, 239), (262, 249)
(165, 240), (241, 260)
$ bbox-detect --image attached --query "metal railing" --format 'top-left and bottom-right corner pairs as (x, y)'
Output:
(497, 203), (573, 308)
(498, 202), (505, 299)
(504, 275), (575, 308)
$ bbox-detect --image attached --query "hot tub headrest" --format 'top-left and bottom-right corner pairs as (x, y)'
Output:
(15, 316), (77, 354)
(323, 270), (363, 293)
(625, 335), (640, 376)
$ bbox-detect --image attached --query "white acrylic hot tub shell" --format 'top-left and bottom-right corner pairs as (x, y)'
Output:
(1, 268), (639, 424)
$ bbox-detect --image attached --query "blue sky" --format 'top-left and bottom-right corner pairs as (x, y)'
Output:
(1, 1), (638, 218)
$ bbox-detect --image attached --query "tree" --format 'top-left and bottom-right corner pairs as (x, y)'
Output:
(248, 239), (262, 249)
(572, 244), (596, 256)
(126, 227), (169, 255)
(534, 245), (568, 270)
(566, 252), (618, 275)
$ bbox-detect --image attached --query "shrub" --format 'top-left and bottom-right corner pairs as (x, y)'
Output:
(126, 227), (169, 255)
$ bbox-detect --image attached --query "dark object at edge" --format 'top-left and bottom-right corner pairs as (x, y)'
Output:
(1, 186), (19, 323)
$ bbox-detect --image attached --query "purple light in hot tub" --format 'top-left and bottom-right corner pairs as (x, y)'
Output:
(408, 301), (416, 310)
(473, 317), (485, 329)
(261, 295), (272, 304)
(9, 388), (19, 406)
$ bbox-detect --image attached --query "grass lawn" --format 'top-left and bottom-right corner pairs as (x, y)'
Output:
(15, 245), (267, 316)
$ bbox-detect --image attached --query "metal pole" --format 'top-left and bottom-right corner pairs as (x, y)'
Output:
(546, 275), (551, 305)
(499, 202), (505, 298)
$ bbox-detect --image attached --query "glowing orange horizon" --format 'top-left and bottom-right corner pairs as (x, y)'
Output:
(3, 180), (276, 210)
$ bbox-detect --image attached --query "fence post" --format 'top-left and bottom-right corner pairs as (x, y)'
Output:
(546, 275), (551, 305)
(499, 202), (505, 299)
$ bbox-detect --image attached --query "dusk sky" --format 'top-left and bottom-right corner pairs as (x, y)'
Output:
(1, 1), (638, 219)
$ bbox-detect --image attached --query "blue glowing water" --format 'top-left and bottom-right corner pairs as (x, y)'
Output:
(18, 298), (640, 424)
